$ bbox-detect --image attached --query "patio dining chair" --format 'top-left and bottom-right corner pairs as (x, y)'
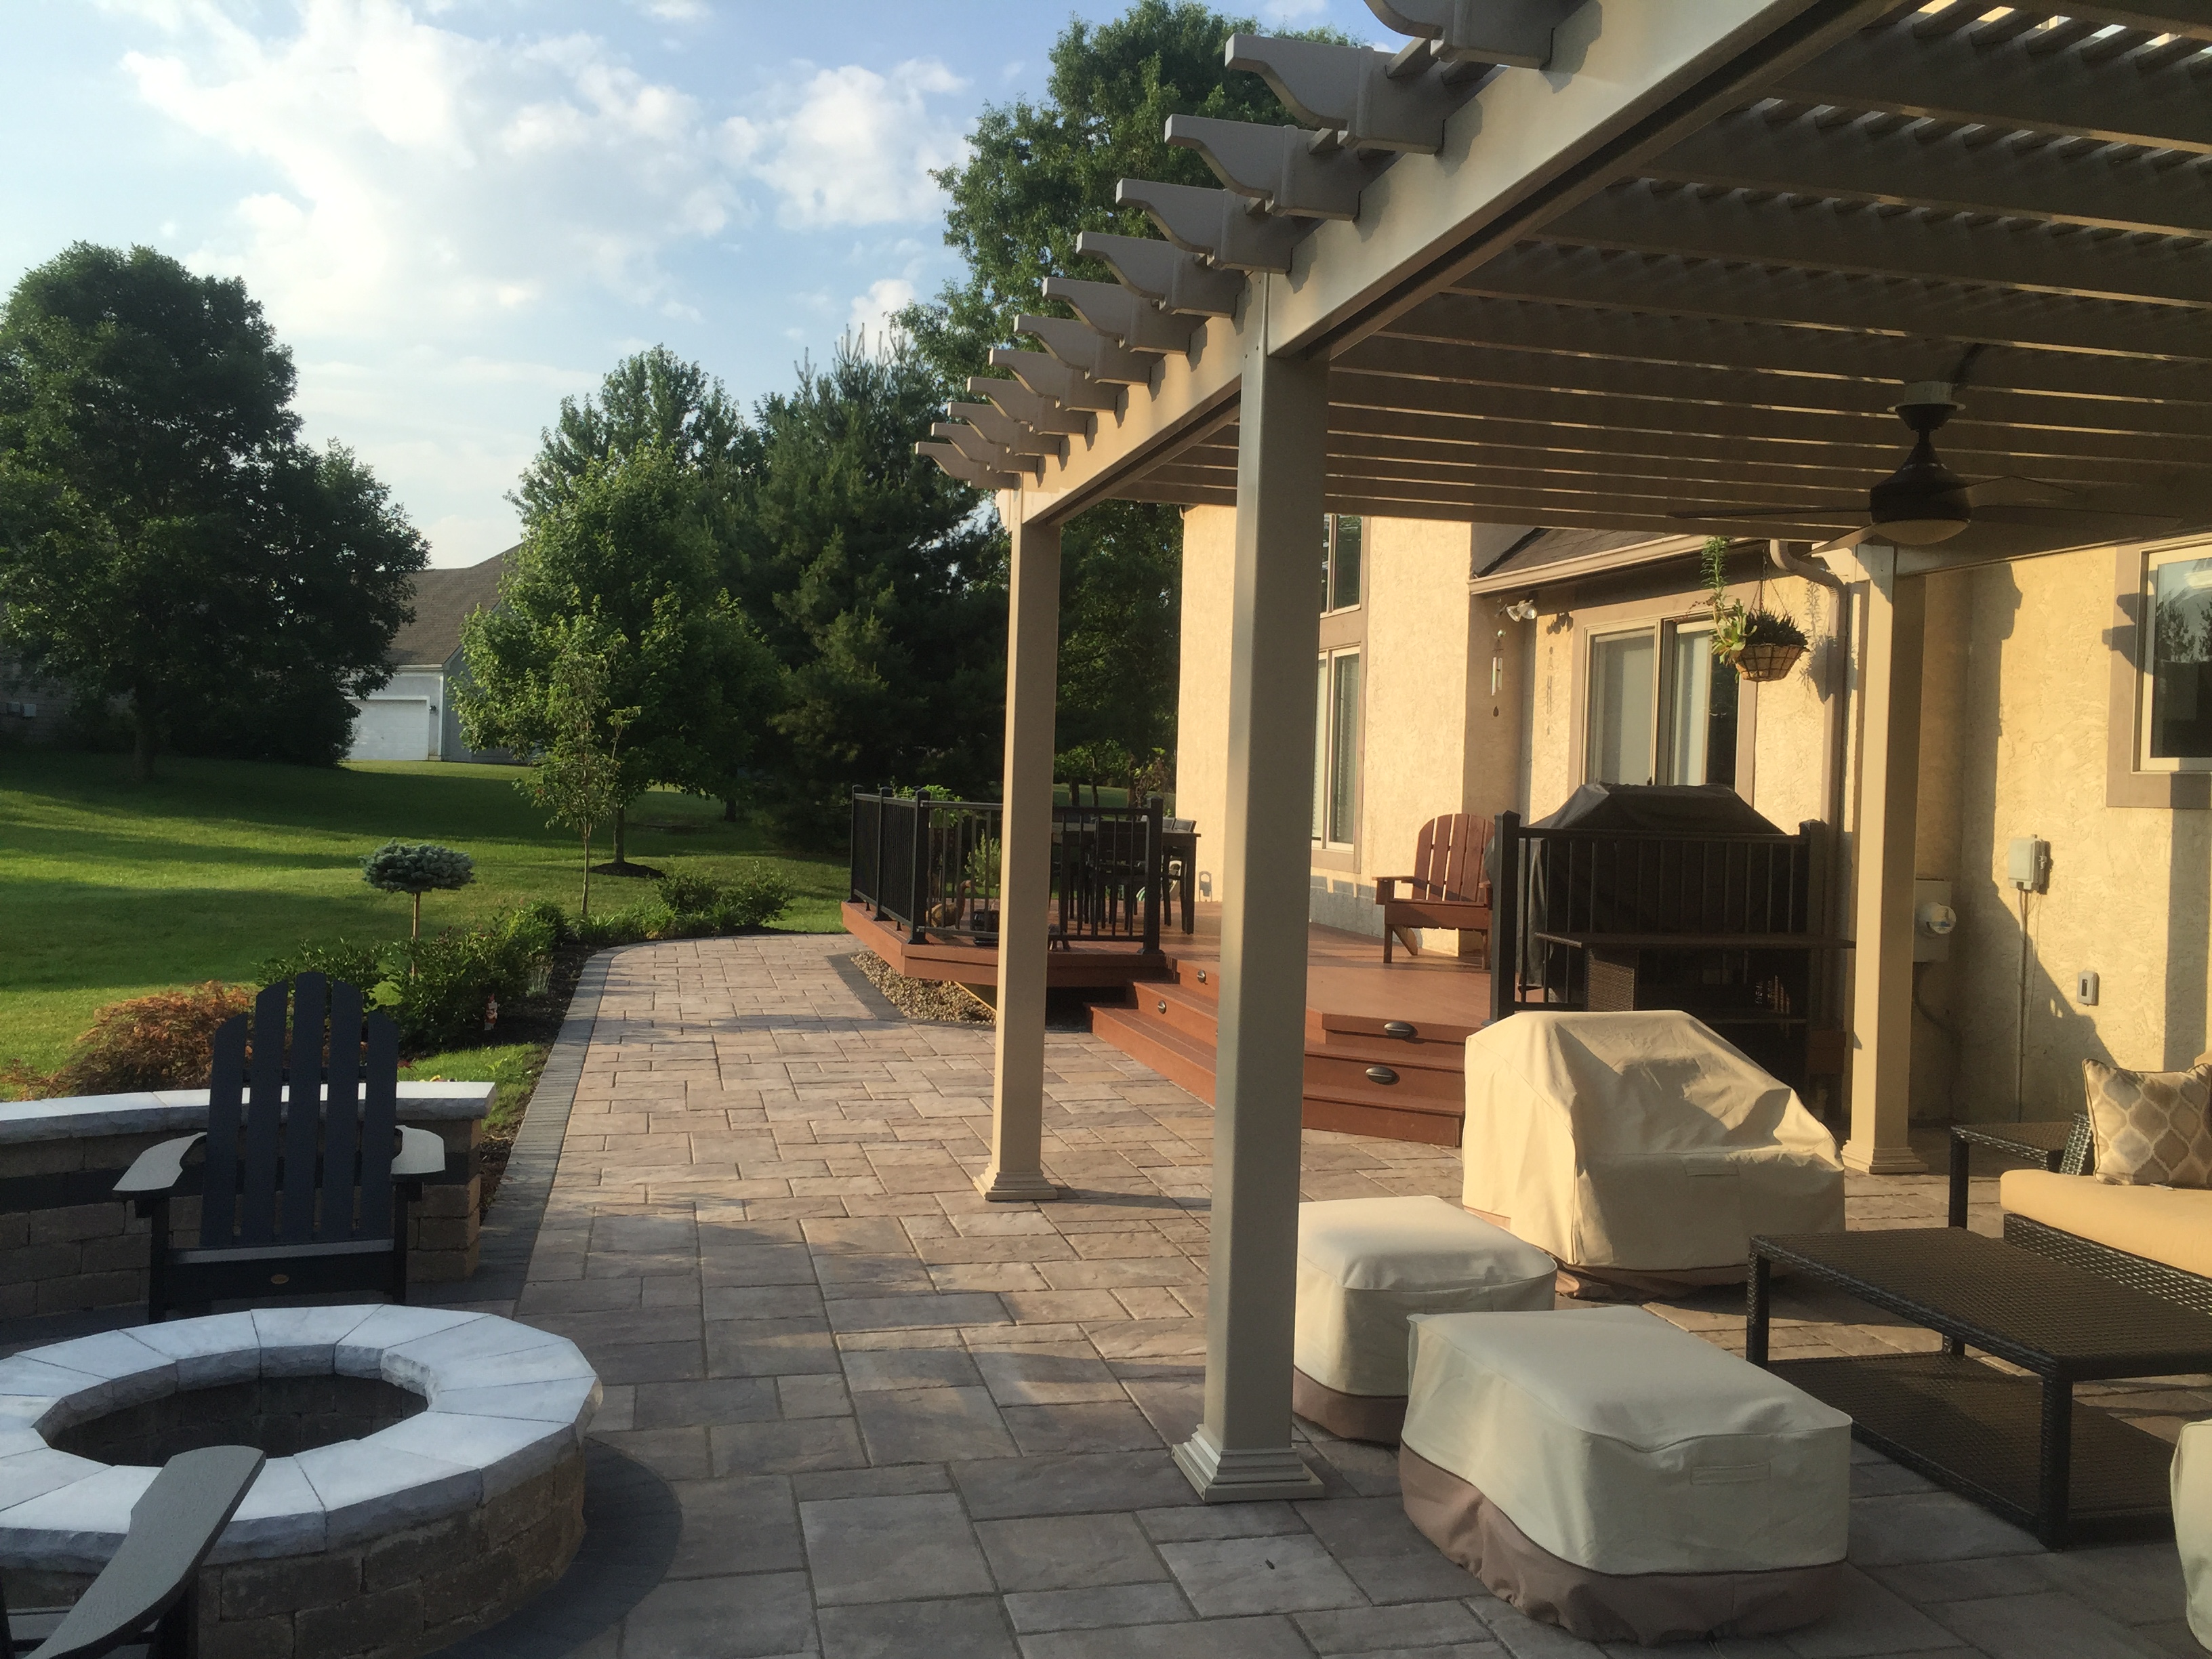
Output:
(114, 974), (446, 1321)
(0, 1444), (264, 1659)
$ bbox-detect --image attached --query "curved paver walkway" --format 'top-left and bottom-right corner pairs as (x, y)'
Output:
(508, 934), (2199, 1659)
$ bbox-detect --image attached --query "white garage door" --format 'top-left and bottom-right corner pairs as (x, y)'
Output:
(350, 698), (432, 762)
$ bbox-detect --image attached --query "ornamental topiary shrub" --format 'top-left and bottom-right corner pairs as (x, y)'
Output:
(361, 841), (476, 938)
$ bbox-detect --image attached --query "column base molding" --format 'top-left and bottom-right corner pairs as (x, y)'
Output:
(1173, 1426), (1325, 1503)
(975, 1166), (1063, 1203)
(1841, 1139), (1928, 1175)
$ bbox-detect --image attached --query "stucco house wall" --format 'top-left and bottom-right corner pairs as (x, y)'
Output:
(1174, 506), (1235, 908)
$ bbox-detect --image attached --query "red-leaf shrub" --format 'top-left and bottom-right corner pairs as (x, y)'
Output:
(1, 983), (253, 1099)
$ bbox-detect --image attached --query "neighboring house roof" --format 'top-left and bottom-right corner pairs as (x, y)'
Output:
(1469, 529), (1706, 596)
(387, 550), (512, 669)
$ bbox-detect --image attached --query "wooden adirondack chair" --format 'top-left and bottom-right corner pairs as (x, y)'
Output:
(115, 975), (445, 1322)
(0, 1444), (264, 1659)
(1374, 813), (1494, 963)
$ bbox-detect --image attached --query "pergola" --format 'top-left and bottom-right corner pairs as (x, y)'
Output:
(919, 0), (2212, 1502)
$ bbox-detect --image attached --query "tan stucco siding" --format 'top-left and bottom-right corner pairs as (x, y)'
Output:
(1938, 544), (2212, 1118)
(1359, 518), (1475, 886)
(1174, 505), (1235, 902)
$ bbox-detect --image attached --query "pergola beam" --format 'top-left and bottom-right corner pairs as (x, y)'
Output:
(1379, 293), (2212, 409)
(1541, 182), (2212, 312)
(1769, 18), (2212, 155)
(1452, 243), (2212, 363)
(1338, 332), (2212, 441)
(1645, 108), (2212, 240)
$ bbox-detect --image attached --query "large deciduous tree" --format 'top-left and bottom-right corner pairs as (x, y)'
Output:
(725, 338), (1004, 838)
(0, 243), (426, 777)
(458, 441), (777, 866)
(900, 2), (1340, 797)
(512, 344), (747, 525)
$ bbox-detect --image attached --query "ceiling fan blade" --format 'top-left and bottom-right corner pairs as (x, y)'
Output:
(1811, 525), (1879, 555)
(1667, 505), (1863, 522)
(1965, 475), (2081, 508)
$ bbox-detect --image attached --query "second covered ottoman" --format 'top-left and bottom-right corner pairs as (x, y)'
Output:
(1293, 1195), (1555, 1443)
(1399, 1305), (1850, 1644)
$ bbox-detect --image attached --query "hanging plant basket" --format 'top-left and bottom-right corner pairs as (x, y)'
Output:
(1727, 641), (1807, 682)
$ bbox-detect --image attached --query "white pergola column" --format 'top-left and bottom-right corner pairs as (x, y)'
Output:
(979, 507), (1063, 1203)
(1174, 303), (1328, 1502)
(1844, 546), (1928, 1175)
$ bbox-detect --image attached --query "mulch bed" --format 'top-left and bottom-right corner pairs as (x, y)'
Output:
(466, 939), (594, 1212)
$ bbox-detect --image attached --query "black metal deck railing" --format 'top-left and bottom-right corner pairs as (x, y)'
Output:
(850, 791), (1170, 952)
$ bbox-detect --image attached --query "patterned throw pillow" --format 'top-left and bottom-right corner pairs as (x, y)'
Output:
(2083, 1060), (2212, 1188)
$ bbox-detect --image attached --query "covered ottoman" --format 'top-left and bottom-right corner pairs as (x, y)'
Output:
(1294, 1196), (1555, 1443)
(1399, 1305), (1850, 1644)
(1462, 1010), (1844, 1295)
(2177, 1419), (2212, 1652)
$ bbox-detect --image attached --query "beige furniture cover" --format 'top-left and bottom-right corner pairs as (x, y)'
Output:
(1401, 1305), (1851, 1578)
(2177, 1419), (2212, 1652)
(1293, 1197), (1555, 1440)
(2001, 1169), (2212, 1279)
(1461, 1011), (1844, 1273)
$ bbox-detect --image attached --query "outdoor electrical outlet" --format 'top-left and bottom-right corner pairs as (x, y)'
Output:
(2007, 836), (2050, 893)
(2078, 970), (2100, 1006)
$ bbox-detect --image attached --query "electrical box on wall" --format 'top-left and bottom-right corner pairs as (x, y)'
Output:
(1913, 879), (1956, 963)
(2008, 836), (2051, 893)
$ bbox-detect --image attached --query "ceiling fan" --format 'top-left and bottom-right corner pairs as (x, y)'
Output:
(1674, 380), (2180, 554)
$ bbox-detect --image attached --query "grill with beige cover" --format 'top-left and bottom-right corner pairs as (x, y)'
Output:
(1462, 1010), (1844, 1294)
(1399, 1305), (1851, 1643)
(1292, 1195), (1555, 1443)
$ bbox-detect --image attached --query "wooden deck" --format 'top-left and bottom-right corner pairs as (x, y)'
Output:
(1089, 906), (1488, 1147)
(839, 901), (1170, 989)
(844, 899), (1488, 1146)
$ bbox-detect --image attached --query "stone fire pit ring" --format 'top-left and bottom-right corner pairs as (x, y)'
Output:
(0, 1307), (599, 1659)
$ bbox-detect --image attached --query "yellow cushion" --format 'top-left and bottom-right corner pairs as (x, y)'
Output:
(2000, 1169), (2212, 1279)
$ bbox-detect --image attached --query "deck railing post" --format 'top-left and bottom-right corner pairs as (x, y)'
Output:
(1143, 794), (1163, 955)
(1491, 811), (1521, 1025)
(907, 790), (931, 944)
(872, 785), (889, 918)
(850, 790), (863, 907)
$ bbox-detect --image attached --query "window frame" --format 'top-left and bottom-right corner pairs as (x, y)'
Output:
(1572, 599), (1755, 794)
(2134, 541), (2212, 775)
(1313, 644), (1364, 853)
(1322, 514), (1364, 616)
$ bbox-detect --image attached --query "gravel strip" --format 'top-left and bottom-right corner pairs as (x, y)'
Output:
(851, 951), (994, 1023)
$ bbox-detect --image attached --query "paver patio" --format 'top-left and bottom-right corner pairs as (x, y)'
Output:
(487, 935), (2207, 1659)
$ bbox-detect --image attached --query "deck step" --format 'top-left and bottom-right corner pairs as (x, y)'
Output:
(1089, 991), (1469, 1145)
(1089, 1002), (1219, 1103)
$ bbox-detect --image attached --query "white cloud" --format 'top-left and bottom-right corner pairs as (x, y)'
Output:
(847, 276), (913, 344)
(724, 59), (970, 228)
(1261, 0), (1331, 18)
(115, 1), (744, 336)
(630, 0), (708, 19)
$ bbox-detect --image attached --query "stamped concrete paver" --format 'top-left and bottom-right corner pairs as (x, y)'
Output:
(516, 935), (2205, 1659)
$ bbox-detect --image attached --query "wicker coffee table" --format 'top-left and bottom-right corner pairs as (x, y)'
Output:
(1749, 1228), (2212, 1547)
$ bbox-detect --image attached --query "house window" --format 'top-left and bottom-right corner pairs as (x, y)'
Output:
(2140, 547), (2212, 771)
(1313, 648), (1361, 847)
(1322, 515), (1362, 613)
(1586, 621), (1738, 787)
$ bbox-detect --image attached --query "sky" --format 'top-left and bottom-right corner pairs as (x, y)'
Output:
(2, 0), (1393, 566)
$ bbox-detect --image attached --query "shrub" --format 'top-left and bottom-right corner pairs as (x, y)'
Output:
(717, 865), (795, 930)
(258, 938), (388, 991)
(505, 898), (568, 959)
(573, 905), (655, 950)
(362, 841), (476, 938)
(378, 923), (539, 1050)
(655, 872), (721, 914)
(1, 983), (254, 1099)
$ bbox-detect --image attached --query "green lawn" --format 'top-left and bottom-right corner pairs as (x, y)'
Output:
(0, 750), (846, 1073)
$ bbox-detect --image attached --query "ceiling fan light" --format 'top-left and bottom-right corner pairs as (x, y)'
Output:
(1870, 513), (1969, 546)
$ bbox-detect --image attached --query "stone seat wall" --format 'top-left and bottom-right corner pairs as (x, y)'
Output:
(0, 1087), (491, 1317)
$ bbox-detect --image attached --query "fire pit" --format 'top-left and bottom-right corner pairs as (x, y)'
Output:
(0, 1307), (597, 1659)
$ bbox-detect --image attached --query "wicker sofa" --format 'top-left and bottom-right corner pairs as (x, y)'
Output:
(1999, 1115), (2212, 1316)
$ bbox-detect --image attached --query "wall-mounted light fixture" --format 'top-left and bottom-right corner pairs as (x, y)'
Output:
(1502, 594), (1538, 623)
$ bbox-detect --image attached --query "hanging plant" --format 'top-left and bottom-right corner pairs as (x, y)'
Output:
(1701, 536), (1808, 682)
